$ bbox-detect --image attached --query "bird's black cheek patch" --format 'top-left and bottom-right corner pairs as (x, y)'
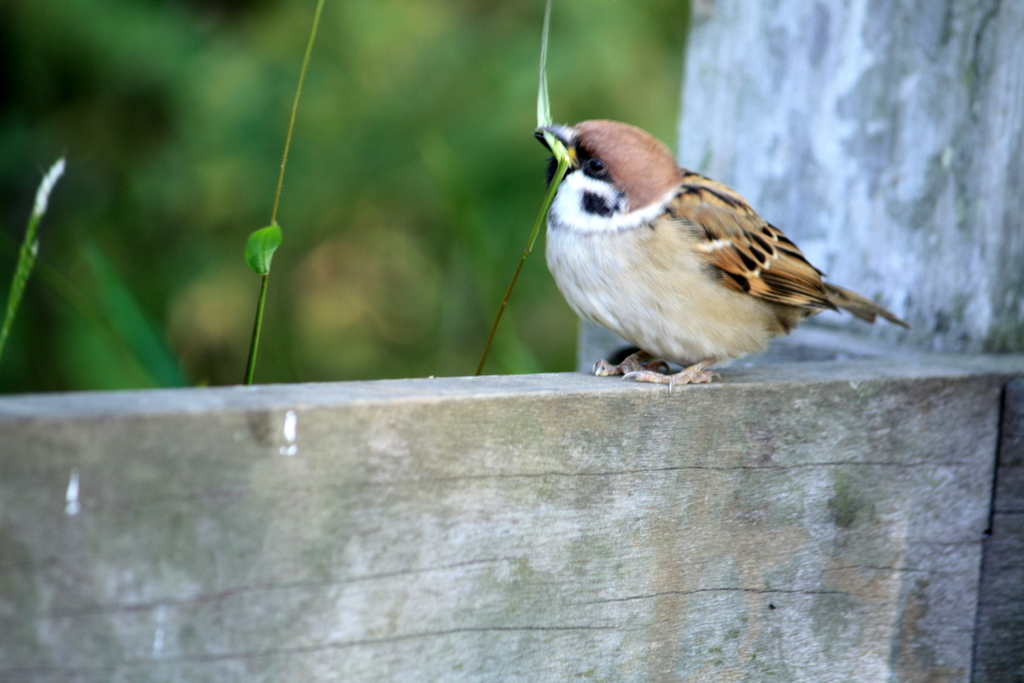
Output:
(582, 192), (614, 217)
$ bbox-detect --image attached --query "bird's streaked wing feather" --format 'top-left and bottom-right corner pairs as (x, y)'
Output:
(668, 172), (837, 311)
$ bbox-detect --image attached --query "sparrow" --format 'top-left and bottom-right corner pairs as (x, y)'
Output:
(537, 119), (909, 388)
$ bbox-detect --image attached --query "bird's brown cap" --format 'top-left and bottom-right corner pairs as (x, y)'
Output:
(573, 120), (683, 210)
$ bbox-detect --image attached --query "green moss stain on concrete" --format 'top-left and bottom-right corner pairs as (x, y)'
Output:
(828, 470), (876, 529)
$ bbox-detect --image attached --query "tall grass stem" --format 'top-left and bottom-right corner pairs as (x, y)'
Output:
(271, 0), (325, 226)
(244, 0), (325, 384)
(0, 158), (65, 365)
(475, 0), (572, 375)
(244, 275), (270, 385)
(474, 155), (568, 375)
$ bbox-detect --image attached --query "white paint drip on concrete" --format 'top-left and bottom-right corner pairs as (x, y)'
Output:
(280, 410), (298, 456)
(153, 605), (166, 657)
(65, 468), (80, 516)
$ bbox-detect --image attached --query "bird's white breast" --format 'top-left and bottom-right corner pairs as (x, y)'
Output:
(545, 195), (782, 365)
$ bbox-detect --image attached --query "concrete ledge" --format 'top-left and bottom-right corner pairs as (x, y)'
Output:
(974, 378), (1024, 683)
(1, 354), (1023, 682)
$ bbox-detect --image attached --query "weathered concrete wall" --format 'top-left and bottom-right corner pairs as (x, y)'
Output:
(678, 0), (1024, 353)
(974, 378), (1024, 682)
(1, 355), (1022, 682)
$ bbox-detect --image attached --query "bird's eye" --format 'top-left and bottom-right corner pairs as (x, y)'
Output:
(585, 158), (608, 177)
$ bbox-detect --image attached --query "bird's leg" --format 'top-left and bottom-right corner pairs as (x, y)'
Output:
(623, 358), (720, 390)
(593, 351), (670, 377)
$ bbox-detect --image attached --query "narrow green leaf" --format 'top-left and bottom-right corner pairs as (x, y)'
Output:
(537, 0), (554, 129)
(535, 0), (570, 167)
(82, 240), (188, 388)
(244, 222), (283, 275)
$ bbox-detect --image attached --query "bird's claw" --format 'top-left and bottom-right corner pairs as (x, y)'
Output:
(593, 352), (669, 377)
(622, 366), (719, 391)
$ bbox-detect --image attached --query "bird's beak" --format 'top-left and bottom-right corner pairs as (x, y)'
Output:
(534, 125), (578, 167)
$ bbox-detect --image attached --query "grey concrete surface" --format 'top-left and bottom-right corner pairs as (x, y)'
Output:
(1, 354), (1022, 681)
(974, 378), (1024, 683)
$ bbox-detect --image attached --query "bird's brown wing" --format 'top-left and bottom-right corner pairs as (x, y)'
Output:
(668, 172), (837, 312)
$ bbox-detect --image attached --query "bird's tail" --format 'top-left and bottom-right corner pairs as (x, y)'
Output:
(824, 283), (910, 328)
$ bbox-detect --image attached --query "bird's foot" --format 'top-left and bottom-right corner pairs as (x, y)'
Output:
(623, 358), (719, 391)
(593, 351), (670, 377)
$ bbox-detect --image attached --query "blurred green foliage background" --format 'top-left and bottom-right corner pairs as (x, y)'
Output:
(0, 0), (688, 392)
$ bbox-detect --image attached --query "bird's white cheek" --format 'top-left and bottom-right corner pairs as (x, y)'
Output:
(549, 173), (624, 232)
(549, 174), (677, 234)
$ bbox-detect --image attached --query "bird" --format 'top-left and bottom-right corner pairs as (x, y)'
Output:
(536, 119), (909, 388)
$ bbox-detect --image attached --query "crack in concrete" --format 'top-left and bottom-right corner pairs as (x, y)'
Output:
(582, 586), (849, 604)
(0, 625), (619, 674)
(46, 557), (517, 619)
